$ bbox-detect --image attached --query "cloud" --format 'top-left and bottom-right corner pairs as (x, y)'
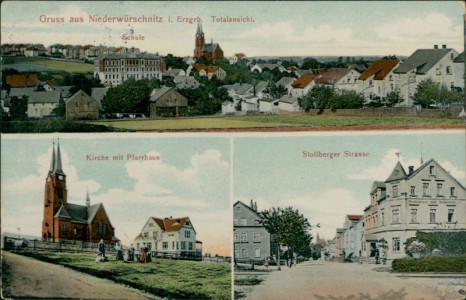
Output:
(236, 21), (353, 44)
(439, 160), (465, 181)
(374, 13), (461, 44)
(348, 149), (419, 181)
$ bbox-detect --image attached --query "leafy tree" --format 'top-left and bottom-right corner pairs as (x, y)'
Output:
(260, 207), (315, 269)
(405, 231), (466, 256)
(266, 83), (287, 99)
(412, 78), (439, 108)
(384, 90), (403, 107)
(333, 90), (365, 109)
(52, 98), (66, 118)
(102, 79), (159, 114)
(299, 85), (336, 110)
(62, 74), (103, 95)
(301, 57), (320, 70)
(9, 96), (28, 120)
(163, 54), (189, 71)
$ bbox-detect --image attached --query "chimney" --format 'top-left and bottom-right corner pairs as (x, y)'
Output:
(254, 201), (258, 212)
(434, 45), (438, 49)
(442, 44), (446, 49)
(409, 166), (414, 175)
(250, 199), (254, 210)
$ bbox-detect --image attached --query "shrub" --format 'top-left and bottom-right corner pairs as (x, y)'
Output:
(405, 231), (466, 256)
(392, 256), (466, 272)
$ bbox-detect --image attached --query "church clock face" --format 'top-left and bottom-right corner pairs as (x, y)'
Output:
(58, 175), (64, 180)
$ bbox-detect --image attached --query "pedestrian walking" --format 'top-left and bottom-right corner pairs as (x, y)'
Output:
(115, 242), (123, 261)
(375, 248), (380, 264)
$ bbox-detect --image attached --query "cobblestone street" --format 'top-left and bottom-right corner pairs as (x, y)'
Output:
(241, 260), (465, 300)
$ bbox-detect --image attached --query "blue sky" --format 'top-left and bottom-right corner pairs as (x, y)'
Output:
(1, 1), (464, 56)
(1, 133), (231, 256)
(233, 130), (465, 240)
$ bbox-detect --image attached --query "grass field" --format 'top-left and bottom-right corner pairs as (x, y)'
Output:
(90, 115), (466, 131)
(19, 251), (231, 299)
(2, 57), (93, 73)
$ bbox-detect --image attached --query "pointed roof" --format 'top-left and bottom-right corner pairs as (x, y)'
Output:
(49, 142), (56, 173)
(358, 59), (400, 80)
(196, 22), (203, 35)
(291, 74), (318, 89)
(54, 205), (71, 219)
(53, 142), (65, 175)
(86, 190), (91, 207)
(385, 161), (407, 182)
(393, 48), (452, 74)
(314, 68), (355, 84)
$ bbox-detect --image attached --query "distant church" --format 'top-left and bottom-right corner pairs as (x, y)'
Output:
(194, 23), (224, 61)
(42, 141), (116, 244)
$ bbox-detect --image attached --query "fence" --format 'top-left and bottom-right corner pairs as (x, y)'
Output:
(3, 236), (115, 255)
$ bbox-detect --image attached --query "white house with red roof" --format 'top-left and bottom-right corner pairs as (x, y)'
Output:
(358, 59), (401, 101)
(290, 74), (318, 97)
(134, 216), (201, 259)
(314, 68), (360, 92)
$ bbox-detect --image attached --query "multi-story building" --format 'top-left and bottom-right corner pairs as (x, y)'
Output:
(392, 45), (459, 106)
(134, 216), (201, 259)
(233, 200), (276, 263)
(94, 53), (165, 86)
(364, 159), (466, 261)
(342, 215), (364, 259)
(358, 59), (401, 101)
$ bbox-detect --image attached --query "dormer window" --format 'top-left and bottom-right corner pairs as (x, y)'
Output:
(429, 166), (435, 175)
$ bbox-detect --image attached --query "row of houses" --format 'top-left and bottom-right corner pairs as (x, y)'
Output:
(335, 158), (466, 263)
(1, 43), (141, 60)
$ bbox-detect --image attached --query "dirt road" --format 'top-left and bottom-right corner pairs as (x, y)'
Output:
(244, 260), (465, 300)
(2, 251), (161, 299)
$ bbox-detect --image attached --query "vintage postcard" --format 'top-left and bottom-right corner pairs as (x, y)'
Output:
(1, 1), (465, 300)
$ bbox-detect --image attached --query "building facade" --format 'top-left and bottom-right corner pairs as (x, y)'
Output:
(364, 159), (466, 261)
(94, 53), (165, 86)
(134, 216), (201, 258)
(42, 142), (116, 244)
(149, 86), (188, 118)
(193, 23), (224, 61)
(65, 90), (100, 121)
(233, 200), (276, 263)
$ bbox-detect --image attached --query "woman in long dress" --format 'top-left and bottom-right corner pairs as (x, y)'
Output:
(139, 247), (147, 263)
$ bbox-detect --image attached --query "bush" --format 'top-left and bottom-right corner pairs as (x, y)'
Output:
(392, 256), (466, 272)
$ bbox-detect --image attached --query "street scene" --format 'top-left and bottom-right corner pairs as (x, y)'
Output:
(238, 260), (465, 300)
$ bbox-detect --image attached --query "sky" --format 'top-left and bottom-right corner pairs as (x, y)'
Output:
(1, 130), (465, 252)
(1, 1), (464, 57)
(232, 130), (466, 240)
(1, 133), (231, 256)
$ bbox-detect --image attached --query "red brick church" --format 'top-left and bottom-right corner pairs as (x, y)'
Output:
(42, 141), (116, 244)
(194, 23), (224, 61)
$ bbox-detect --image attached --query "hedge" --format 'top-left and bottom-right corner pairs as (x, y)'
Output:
(392, 256), (466, 272)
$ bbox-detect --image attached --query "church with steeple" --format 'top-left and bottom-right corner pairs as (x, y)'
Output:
(42, 141), (116, 244)
(193, 23), (224, 61)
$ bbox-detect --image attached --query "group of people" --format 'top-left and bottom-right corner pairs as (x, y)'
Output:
(96, 239), (151, 263)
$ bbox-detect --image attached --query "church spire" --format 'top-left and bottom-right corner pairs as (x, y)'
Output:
(49, 140), (56, 174)
(53, 140), (65, 175)
(196, 22), (203, 35)
(86, 189), (90, 208)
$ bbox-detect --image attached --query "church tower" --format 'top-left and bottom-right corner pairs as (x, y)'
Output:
(194, 22), (205, 58)
(42, 141), (68, 241)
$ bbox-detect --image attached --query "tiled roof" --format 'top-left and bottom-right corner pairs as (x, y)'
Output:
(255, 81), (269, 93)
(291, 74), (317, 88)
(6, 74), (38, 87)
(91, 87), (109, 104)
(174, 76), (200, 89)
(276, 77), (295, 87)
(28, 91), (61, 104)
(314, 68), (353, 84)
(8, 88), (34, 98)
(393, 48), (452, 74)
(150, 86), (172, 102)
(385, 161), (407, 182)
(359, 60), (399, 80)
(279, 94), (299, 104)
(222, 83), (253, 95)
(150, 216), (191, 232)
(347, 215), (363, 221)
(202, 43), (220, 53)
(453, 52), (464, 63)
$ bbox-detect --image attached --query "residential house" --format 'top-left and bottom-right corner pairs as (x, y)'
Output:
(221, 100), (237, 115)
(241, 95), (259, 112)
(229, 53), (246, 64)
(149, 86), (188, 117)
(259, 98), (279, 114)
(275, 77), (296, 94)
(190, 64), (226, 80)
(290, 74), (318, 97)
(314, 68), (361, 92)
(278, 94), (300, 112)
(27, 91), (61, 118)
(358, 59), (401, 101)
(42, 142), (116, 244)
(342, 215), (364, 259)
(364, 159), (466, 262)
(164, 68), (186, 78)
(335, 228), (345, 260)
(223, 83), (253, 101)
(234, 200), (277, 262)
(173, 76), (200, 89)
(65, 90), (100, 121)
(452, 52), (464, 91)
(94, 53), (165, 86)
(6, 74), (39, 88)
(134, 216), (201, 259)
(252, 81), (270, 99)
(393, 45), (459, 106)
(251, 63), (286, 73)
